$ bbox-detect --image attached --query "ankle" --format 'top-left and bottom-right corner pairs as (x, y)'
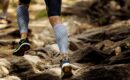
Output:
(21, 33), (28, 39)
(60, 53), (69, 60)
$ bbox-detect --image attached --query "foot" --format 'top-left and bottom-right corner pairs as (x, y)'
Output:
(60, 59), (73, 79)
(13, 38), (31, 56)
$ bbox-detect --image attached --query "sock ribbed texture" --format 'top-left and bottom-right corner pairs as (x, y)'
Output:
(54, 24), (68, 54)
(17, 5), (29, 33)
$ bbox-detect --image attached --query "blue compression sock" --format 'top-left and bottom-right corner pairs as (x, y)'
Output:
(54, 24), (68, 54)
(17, 5), (29, 33)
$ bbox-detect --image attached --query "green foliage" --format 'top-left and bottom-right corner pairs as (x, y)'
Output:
(31, 0), (38, 4)
(0, 1), (2, 9)
(98, 18), (108, 24)
(35, 9), (47, 19)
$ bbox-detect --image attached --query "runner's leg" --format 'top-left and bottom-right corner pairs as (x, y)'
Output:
(45, 0), (72, 78)
(1, 0), (9, 18)
(17, 0), (31, 39)
(13, 0), (31, 56)
(45, 0), (68, 57)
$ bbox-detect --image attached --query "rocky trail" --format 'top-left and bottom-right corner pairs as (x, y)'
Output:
(0, 0), (130, 80)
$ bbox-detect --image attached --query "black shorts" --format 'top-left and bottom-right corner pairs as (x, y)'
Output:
(19, 0), (61, 17)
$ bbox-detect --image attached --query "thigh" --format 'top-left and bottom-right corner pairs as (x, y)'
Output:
(44, 0), (62, 16)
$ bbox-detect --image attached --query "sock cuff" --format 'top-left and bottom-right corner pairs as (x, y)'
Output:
(54, 24), (67, 32)
(20, 29), (28, 33)
(54, 24), (65, 28)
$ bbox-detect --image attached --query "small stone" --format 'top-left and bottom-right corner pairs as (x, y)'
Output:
(0, 76), (21, 80)
(0, 66), (9, 77)
(24, 55), (42, 65)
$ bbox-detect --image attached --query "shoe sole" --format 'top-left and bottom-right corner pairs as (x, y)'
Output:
(13, 43), (30, 56)
(61, 63), (73, 79)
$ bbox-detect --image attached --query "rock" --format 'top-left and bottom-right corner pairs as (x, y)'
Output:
(46, 44), (60, 53)
(24, 55), (42, 65)
(24, 55), (43, 73)
(27, 73), (60, 80)
(108, 50), (130, 64)
(69, 40), (79, 51)
(10, 56), (34, 79)
(73, 64), (130, 80)
(0, 76), (21, 80)
(70, 47), (108, 64)
(34, 44), (60, 59)
(50, 44), (60, 53)
(0, 58), (11, 69)
(49, 68), (61, 77)
(115, 46), (121, 56)
(32, 39), (45, 47)
(36, 52), (50, 59)
(0, 66), (9, 77)
(0, 59), (11, 78)
(43, 44), (60, 58)
(109, 0), (121, 11)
